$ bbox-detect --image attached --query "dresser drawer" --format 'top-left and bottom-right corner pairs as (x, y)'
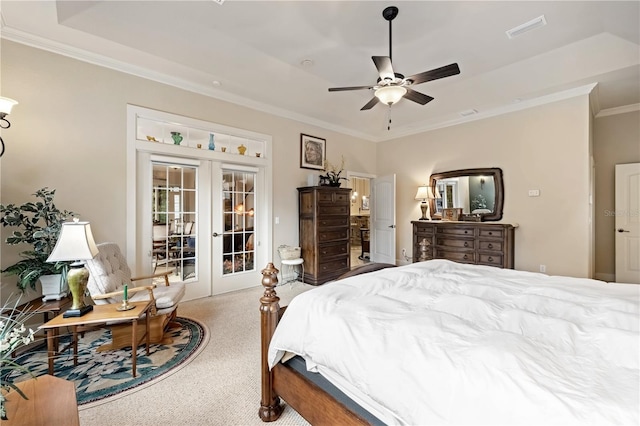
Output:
(318, 242), (349, 257)
(319, 217), (350, 228)
(436, 238), (475, 250)
(318, 228), (349, 242)
(318, 256), (349, 273)
(319, 205), (349, 216)
(436, 226), (475, 237)
(435, 249), (475, 263)
(478, 228), (504, 238)
(478, 253), (503, 267)
(318, 191), (350, 205)
(478, 240), (503, 251)
(414, 225), (434, 237)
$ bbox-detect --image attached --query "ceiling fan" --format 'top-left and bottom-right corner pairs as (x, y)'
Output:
(329, 6), (460, 112)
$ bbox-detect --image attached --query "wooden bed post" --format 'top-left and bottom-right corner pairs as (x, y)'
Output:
(259, 263), (284, 422)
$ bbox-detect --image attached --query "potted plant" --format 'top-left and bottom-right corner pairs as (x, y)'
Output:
(319, 156), (348, 187)
(0, 188), (76, 298)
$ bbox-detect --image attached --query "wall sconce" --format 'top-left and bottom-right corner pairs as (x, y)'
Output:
(415, 186), (438, 220)
(0, 97), (19, 157)
(351, 191), (358, 204)
(480, 177), (486, 189)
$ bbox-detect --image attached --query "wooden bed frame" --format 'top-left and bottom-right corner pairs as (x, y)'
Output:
(259, 262), (397, 425)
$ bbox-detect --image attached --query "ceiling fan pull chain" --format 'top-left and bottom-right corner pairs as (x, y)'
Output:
(388, 105), (392, 130)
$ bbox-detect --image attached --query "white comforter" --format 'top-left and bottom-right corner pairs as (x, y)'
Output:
(268, 260), (640, 425)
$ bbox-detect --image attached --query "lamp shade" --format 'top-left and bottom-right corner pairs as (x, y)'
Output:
(415, 186), (429, 201)
(375, 86), (407, 105)
(47, 219), (99, 262)
(0, 97), (18, 115)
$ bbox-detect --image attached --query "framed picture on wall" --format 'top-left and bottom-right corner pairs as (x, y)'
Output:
(362, 196), (369, 210)
(300, 134), (326, 170)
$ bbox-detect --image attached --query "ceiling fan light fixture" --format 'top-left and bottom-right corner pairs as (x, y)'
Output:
(375, 85), (407, 105)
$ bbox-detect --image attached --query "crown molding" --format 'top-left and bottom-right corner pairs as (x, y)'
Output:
(0, 27), (376, 141)
(596, 103), (640, 118)
(383, 83), (598, 141)
(1, 27), (605, 143)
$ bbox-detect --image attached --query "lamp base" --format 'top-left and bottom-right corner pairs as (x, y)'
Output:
(63, 304), (93, 318)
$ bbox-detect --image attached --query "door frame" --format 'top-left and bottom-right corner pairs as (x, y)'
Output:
(126, 105), (273, 300)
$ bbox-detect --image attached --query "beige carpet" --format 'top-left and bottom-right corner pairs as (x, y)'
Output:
(79, 282), (313, 426)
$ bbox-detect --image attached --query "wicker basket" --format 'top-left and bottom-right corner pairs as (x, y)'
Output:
(278, 245), (301, 260)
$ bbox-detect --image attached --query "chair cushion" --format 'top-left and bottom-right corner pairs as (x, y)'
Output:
(130, 282), (185, 311)
(86, 242), (132, 298)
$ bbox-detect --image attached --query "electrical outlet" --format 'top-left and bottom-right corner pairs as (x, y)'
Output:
(539, 264), (546, 273)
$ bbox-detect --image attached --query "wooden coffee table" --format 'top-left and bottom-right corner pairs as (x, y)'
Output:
(38, 301), (151, 377)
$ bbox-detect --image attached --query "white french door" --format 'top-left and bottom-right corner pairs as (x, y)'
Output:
(127, 105), (273, 300)
(211, 164), (267, 294)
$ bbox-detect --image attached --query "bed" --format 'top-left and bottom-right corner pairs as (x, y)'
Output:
(258, 260), (640, 425)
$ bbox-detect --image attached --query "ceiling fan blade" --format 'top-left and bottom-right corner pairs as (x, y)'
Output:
(328, 85), (374, 92)
(372, 56), (395, 81)
(403, 88), (434, 105)
(361, 97), (380, 111)
(406, 63), (460, 85)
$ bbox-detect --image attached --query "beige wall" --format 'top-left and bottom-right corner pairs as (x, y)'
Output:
(377, 96), (593, 277)
(0, 41), (376, 294)
(1, 40), (635, 292)
(593, 110), (640, 280)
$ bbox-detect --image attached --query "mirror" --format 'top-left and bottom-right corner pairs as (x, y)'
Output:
(429, 168), (504, 221)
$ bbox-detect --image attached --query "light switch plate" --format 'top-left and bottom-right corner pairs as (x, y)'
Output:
(528, 189), (540, 197)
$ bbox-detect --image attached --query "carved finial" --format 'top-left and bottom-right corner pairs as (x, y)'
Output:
(261, 262), (280, 303)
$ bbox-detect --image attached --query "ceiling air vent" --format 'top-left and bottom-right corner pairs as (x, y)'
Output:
(506, 15), (547, 39)
(459, 109), (478, 117)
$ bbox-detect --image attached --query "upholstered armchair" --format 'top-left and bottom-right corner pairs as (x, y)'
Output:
(85, 242), (186, 351)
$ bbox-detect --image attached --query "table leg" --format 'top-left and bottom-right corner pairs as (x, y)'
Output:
(145, 309), (150, 356)
(46, 328), (55, 375)
(72, 325), (78, 366)
(132, 318), (137, 377)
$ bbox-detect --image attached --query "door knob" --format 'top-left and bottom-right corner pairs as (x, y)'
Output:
(212, 232), (221, 237)
(388, 224), (396, 228)
(617, 228), (630, 233)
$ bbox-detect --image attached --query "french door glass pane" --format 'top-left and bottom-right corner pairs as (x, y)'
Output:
(222, 170), (255, 275)
(152, 163), (198, 282)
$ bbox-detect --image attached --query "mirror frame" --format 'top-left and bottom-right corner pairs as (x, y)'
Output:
(429, 167), (504, 221)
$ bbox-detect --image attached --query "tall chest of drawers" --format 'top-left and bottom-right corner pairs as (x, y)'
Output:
(412, 221), (515, 269)
(298, 186), (351, 284)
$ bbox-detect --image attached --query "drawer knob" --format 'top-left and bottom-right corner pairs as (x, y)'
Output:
(464, 230), (468, 234)
(464, 242), (469, 248)
(488, 243), (493, 249)
(488, 232), (493, 235)
(463, 255), (468, 260)
(488, 256), (494, 262)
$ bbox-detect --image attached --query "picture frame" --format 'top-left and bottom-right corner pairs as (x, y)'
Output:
(300, 134), (326, 170)
(361, 196), (370, 210)
(442, 207), (463, 221)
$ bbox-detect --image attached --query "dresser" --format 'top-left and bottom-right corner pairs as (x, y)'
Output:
(412, 221), (515, 269)
(299, 186), (351, 284)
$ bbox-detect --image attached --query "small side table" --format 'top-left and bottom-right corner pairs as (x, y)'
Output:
(2, 375), (79, 426)
(38, 301), (151, 378)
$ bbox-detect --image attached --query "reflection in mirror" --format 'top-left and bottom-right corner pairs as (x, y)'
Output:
(429, 168), (504, 221)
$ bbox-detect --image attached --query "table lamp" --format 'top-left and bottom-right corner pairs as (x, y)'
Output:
(415, 186), (437, 220)
(46, 218), (99, 318)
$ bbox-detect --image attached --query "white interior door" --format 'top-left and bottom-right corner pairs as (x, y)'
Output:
(211, 164), (268, 294)
(370, 174), (396, 264)
(615, 163), (640, 283)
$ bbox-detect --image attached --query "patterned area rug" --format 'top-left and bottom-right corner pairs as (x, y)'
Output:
(8, 317), (208, 409)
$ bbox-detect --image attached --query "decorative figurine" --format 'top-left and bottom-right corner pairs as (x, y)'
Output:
(171, 132), (183, 145)
(237, 144), (247, 155)
(208, 133), (216, 150)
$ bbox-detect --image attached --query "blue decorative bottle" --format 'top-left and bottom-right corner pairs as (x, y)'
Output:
(208, 133), (215, 151)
